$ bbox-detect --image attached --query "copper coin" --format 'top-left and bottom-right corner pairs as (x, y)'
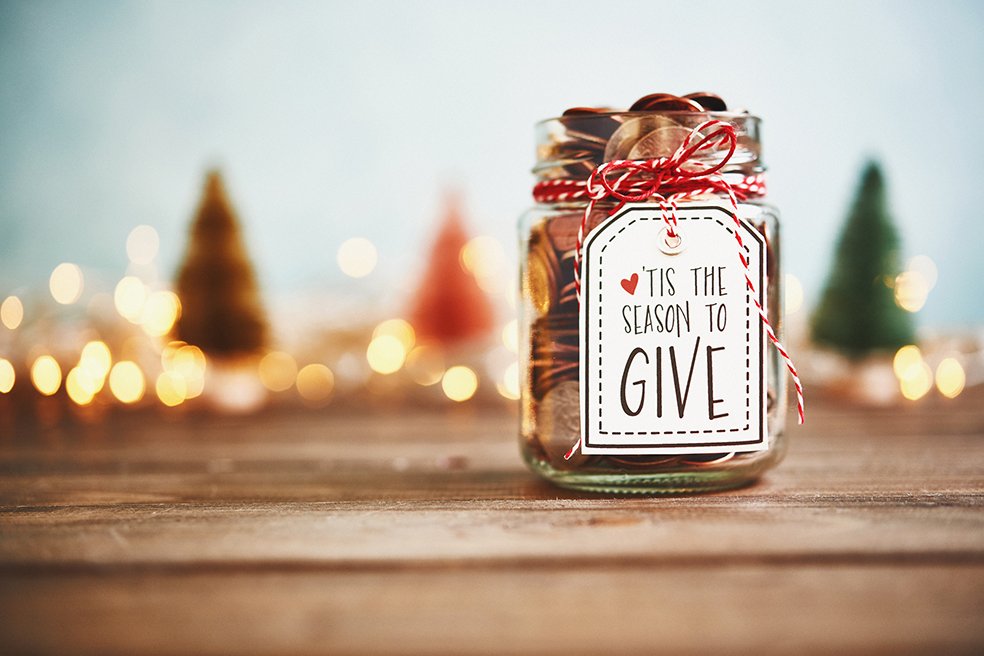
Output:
(683, 92), (728, 112)
(562, 106), (613, 116)
(627, 125), (699, 160)
(630, 94), (704, 113)
(628, 93), (677, 111)
(603, 115), (681, 161)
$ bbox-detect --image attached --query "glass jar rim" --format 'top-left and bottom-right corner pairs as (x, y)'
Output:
(536, 110), (761, 128)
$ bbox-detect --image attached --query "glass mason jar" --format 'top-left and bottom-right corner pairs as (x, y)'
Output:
(519, 111), (787, 493)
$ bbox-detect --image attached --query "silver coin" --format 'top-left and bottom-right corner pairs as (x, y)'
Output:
(537, 380), (587, 466)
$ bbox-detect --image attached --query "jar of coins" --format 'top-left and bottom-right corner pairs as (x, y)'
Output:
(519, 92), (800, 493)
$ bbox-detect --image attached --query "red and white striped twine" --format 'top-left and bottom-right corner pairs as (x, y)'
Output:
(533, 120), (805, 459)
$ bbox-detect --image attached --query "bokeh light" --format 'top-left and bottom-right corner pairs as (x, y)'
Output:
(784, 274), (804, 314)
(49, 263), (84, 305)
(894, 271), (930, 313)
(162, 343), (207, 399)
(258, 351), (299, 392)
(497, 361), (520, 400)
(156, 371), (188, 407)
(30, 355), (62, 396)
(1, 296), (24, 330)
(892, 345), (923, 380)
(109, 361), (146, 404)
(337, 238), (378, 278)
(126, 225), (160, 265)
(442, 365), (478, 402)
(367, 334), (406, 374)
(140, 290), (181, 336)
(296, 363), (334, 404)
(405, 345), (444, 386)
(935, 358), (965, 399)
(114, 276), (148, 322)
(899, 361), (933, 401)
(0, 358), (15, 393)
(373, 319), (415, 351)
(79, 341), (112, 384)
(65, 367), (97, 406)
(460, 235), (506, 293)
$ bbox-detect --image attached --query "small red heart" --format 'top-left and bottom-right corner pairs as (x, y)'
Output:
(621, 273), (639, 295)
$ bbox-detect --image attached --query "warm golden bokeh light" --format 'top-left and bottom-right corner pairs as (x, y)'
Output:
(442, 365), (478, 402)
(893, 271), (930, 312)
(126, 225), (160, 265)
(497, 361), (520, 400)
(337, 238), (378, 278)
(66, 367), (97, 406)
(30, 355), (62, 396)
(109, 361), (146, 404)
(899, 361), (933, 401)
(460, 235), (506, 293)
(49, 263), (84, 305)
(373, 319), (415, 351)
(114, 276), (148, 322)
(140, 290), (181, 336)
(893, 345), (923, 380)
(296, 363), (334, 404)
(501, 319), (518, 354)
(1, 296), (24, 330)
(258, 351), (299, 392)
(79, 340), (112, 383)
(0, 358), (15, 393)
(784, 274), (804, 314)
(156, 371), (188, 407)
(367, 334), (406, 375)
(405, 345), (444, 386)
(935, 358), (966, 399)
(163, 344), (206, 399)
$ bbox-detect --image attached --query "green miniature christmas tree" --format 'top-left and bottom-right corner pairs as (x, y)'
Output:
(174, 170), (268, 357)
(811, 161), (914, 358)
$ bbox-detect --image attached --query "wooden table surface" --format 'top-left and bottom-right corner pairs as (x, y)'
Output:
(1, 395), (983, 655)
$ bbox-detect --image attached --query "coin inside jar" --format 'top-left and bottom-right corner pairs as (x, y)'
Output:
(627, 125), (700, 160)
(603, 115), (681, 162)
(536, 380), (588, 467)
(525, 234), (558, 317)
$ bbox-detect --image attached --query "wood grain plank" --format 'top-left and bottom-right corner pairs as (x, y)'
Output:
(2, 566), (982, 655)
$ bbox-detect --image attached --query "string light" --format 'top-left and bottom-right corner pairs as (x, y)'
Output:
(30, 356), (62, 396)
(1, 296), (23, 329)
(258, 351), (298, 392)
(367, 335), (406, 374)
(49, 263), (84, 305)
(935, 358), (965, 399)
(109, 361), (145, 404)
(442, 366), (478, 402)
(337, 238), (378, 278)
(126, 225), (160, 265)
(296, 364), (334, 405)
(0, 358), (14, 393)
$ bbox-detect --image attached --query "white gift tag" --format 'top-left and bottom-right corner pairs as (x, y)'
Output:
(578, 202), (768, 455)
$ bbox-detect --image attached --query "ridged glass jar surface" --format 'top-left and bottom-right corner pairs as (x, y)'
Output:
(519, 111), (787, 494)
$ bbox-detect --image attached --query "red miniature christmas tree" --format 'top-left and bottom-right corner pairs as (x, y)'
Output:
(408, 194), (494, 347)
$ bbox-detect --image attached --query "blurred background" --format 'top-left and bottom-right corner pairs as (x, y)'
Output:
(1, 0), (982, 426)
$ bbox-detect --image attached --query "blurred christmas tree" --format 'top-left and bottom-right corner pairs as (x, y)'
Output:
(174, 171), (268, 357)
(409, 194), (494, 347)
(811, 161), (914, 358)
